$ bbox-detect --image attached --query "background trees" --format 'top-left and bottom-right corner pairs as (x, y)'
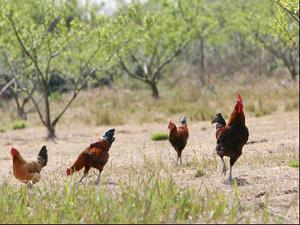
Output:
(0, 0), (129, 138)
(0, 0), (298, 138)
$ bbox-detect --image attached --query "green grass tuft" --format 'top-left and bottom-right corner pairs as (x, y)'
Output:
(151, 132), (169, 141)
(11, 120), (27, 130)
(195, 167), (205, 178)
(288, 159), (299, 168)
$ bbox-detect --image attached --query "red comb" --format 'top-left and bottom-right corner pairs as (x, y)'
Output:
(237, 94), (243, 103)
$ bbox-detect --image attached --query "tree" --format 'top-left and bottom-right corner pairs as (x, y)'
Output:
(210, 0), (299, 80)
(0, 0), (128, 138)
(117, 1), (192, 98)
(0, 51), (39, 120)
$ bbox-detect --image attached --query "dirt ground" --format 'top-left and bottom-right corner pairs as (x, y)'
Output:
(0, 111), (299, 223)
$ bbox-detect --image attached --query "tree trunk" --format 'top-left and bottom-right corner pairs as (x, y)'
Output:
(18, 108), (28, 120)
(47, 124), (56, 139)
(199, 37), (206, 85)
(148, 81), (159, 99)
(43, 81), (55, 139)
(11, 90), (28, 120)
(290, 67), (298, 81)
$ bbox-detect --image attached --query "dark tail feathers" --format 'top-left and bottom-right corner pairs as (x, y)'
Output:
(180, 116), (187, 125)
(37, 145), (48, 167)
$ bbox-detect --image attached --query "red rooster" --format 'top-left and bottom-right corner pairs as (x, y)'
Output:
(211, 95), (249, 181)
(66, 129), (115, 185)
(168, 116), (189, 166)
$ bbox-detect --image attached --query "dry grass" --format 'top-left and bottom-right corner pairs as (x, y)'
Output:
(0, 76), (298, 130)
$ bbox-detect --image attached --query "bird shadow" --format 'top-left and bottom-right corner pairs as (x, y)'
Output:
(223, 177), (250, 186)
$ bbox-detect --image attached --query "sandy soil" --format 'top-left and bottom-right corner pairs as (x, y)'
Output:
(0, 111), (299, 223)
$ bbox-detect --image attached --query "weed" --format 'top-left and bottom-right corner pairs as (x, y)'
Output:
(11, 120), (27, 130)
(151, 132), (169, 141)
(288, 159), (299, 168)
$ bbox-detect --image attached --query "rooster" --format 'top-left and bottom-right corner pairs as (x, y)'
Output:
(66, 128), (115, 185)
(211, 95), (249, 181)
(168, 116), (189, 166)
(11, 145), (48, 185)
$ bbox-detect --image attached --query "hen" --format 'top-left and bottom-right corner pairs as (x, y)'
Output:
(66, 128), (115, 185)
(168, 116), (189, 166)
(211, 94), (249, 181)
(11, 145), (48, 185)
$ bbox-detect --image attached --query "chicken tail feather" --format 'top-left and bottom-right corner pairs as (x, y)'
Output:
(37, 145), (48, 167)
(180, 116), (187, 125)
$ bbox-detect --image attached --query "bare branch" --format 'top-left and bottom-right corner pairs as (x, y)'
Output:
(148, 39), (160, 74)
(153, 39), (189, 79)
(52, 37), (128, 127)
(8, 14), (46, 82)
(118, 55), (145, 82)
(0, 77), (17, 96)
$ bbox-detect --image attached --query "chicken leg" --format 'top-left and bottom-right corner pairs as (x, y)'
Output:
(229, 166), (233, 182)
(221, 157), (227, 176)
(229, 152), (241, 182)
(77, 167), (90, 184)
(95, 170), (102, 185)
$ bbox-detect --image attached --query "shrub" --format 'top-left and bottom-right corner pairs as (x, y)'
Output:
(11, 120), (27, 130)
(288, 159), (299, 168)
(151, 132), (169, 141)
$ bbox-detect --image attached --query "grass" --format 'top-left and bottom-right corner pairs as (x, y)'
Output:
(151, 132), (169, 141)
(288, 159), (299, 168)
(0, 159), (282, 224)
(195, 167), (205, 177)
(11, 120), (27, 130)
(0, 76), (298, 127)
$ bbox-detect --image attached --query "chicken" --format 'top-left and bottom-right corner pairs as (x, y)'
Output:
(168, 116), (189, 166)
(211, 94), (249, 181)
(66, 128), (115, 185)
(11, 145), (48, 185)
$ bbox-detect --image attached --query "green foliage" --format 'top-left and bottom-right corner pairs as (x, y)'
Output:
(11, 120), (27, 130)
(195, 167), (205, 178)
(288, 159), (299, 168)
(151, 132), (169, 141)
(49, 91), (62, 101)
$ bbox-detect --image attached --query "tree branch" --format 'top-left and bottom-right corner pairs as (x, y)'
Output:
(153, 40), (189, 79)
(118, 55), (145, 82)
(273, 0), (299, 22)
(8, 15), (46, 83)
(0, 77), (17, 96)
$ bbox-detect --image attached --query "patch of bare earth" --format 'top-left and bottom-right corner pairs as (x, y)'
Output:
(0, 111), (299, 223)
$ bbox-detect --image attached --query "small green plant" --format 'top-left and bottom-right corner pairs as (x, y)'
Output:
(288, 159), (299, 168)
(195, 167), (205, 177)
(49, 91), (62, 101)
(151, 132), (169, 141)
(0, 127), (6, 133)
(11, 120), (27, 130)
